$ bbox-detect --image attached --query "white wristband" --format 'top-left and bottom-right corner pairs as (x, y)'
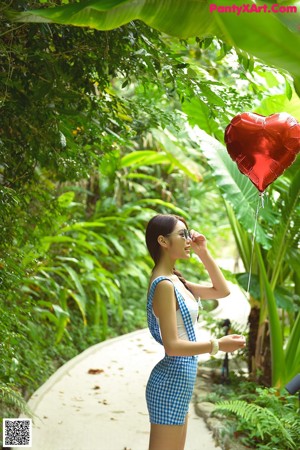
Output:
(210, 338), (219, 356)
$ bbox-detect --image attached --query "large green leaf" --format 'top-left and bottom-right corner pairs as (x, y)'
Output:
(211, 1), (300, 83)
(255, 93), (300, 121)
(268, 169), (300, 289)
(120, 148), (201, 181)
(9, 0), (300, 88)
(135, 198), (189, 218)
(195, 129), (271, 249)
(52, 304), (71, 343)
(225, 202), (253, 270)
(120, 150), (172, 168)
(7, 0), (217, 34)
(285, 311), (300, 379)
(151, 129), (202, 182)
(182, 97), (224, 141)
(236, 273), (298, 312)
(260, 0), (300, 34)
(255, 243), (286, 387)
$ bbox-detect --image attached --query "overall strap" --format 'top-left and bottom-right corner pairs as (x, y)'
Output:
(147, 276), (197, 345)
(174, 283), (197, 343)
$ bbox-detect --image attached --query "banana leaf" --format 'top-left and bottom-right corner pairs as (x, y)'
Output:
(120, 147), (201, 181)
(285, 311), (300, 380)
(269, 169), (300, 289)
(255, 243), (286, 387)
(8, 0), (300, 92)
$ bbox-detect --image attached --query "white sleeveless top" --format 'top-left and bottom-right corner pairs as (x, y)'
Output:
(176, 296), (200, 340)
(153, 293), (201, 341)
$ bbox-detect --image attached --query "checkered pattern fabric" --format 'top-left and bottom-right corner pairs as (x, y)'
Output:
(146, 276), (198, 425)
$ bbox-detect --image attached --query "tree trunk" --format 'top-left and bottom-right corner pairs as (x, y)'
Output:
(248, 307), (272, 386)
(86, 173), (100, 216)
(247, 306), (259, 375)
(254, 320), (272, 386)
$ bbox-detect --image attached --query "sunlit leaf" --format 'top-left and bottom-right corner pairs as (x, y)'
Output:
(120, 150), (170, 168)
(136, 198), (189, 218)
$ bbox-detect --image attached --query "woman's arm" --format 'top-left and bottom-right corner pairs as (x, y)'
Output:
(153, 280), (245, 357)
(186, 231), (230, 300)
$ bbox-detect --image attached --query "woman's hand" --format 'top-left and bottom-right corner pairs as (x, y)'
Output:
(190, 230), (207, 254)
(218, 334), (246, 353)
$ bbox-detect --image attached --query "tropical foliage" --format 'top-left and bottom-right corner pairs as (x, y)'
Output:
(215, 399), (298, 449)
(0, 3), (299, 446)
(0, 4), (232, 422)
(203, 376), (300, 450)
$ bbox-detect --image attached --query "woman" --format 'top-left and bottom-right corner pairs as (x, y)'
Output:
(145, 214), (246, 450)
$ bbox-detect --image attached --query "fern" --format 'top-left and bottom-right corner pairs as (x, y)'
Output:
(214, 400), (296, 449)
(0, 382), (34, 419)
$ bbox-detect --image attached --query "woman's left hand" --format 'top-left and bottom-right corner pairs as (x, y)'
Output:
(190, 230), (208, 254)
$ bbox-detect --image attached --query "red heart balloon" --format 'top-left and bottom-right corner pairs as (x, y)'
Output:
(224, 112), (300, 192)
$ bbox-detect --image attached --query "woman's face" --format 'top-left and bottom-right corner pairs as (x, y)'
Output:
(165, 220), (192, 260)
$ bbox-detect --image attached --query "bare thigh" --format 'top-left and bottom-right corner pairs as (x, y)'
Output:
(148, 414), (189, 450)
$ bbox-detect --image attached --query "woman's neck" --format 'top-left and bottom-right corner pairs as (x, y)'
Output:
(151, 249), (180, 278)
(153, 261), (176, 278)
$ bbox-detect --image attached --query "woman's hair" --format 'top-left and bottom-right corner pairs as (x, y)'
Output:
(145, 214), (190, 290)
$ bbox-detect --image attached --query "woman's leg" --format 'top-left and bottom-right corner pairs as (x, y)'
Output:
(148, 415), (188, 450)
(179, 414), (188, 450)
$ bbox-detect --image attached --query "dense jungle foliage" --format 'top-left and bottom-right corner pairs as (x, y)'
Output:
(1, 1), (299, 446)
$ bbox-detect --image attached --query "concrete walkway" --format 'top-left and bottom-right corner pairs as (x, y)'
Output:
(16, 282), (250, 450)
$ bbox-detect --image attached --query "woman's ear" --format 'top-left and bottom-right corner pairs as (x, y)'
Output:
(157, 235), (168, 248)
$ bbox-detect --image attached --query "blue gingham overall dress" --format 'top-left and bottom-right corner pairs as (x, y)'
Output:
(146, 276), (198, 425)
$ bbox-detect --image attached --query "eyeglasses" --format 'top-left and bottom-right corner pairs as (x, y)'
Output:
(166, 229), (192, 240)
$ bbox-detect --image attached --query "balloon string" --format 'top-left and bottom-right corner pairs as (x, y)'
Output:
(247, 192), (264, 294)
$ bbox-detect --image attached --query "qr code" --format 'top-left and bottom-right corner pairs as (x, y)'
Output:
(3, 418), (32, 447)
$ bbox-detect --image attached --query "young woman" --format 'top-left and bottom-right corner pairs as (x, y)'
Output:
(145, 214), (246, 450)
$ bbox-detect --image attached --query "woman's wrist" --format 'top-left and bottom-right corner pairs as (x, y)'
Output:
(195, 248), (210, 260)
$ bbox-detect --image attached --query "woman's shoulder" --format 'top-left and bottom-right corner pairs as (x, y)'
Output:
(148, 275), (175, 295)
(149, 273), (177, 286)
